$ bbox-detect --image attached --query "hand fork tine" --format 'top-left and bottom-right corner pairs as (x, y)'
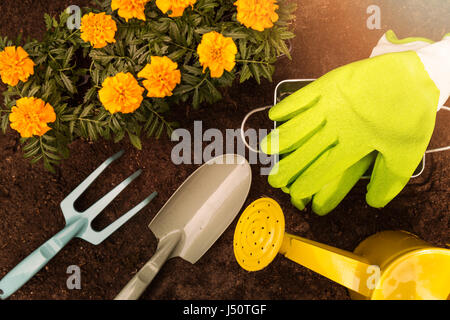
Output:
(80, 191), (158, 245)
(61, 150), (125, 211)
(83, 169), (143, 220)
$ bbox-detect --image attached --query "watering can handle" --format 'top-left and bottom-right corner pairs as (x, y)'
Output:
(115, 231), (182, 300)
(0, 220), (84, 300)
(280, 233), (375, 298)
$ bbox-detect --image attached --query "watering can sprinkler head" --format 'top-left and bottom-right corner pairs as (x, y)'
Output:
(234, 198), (285, 272)
(234, 198), (450, 300)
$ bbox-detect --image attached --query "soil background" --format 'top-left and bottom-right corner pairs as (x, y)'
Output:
(0, 0), (449, 300)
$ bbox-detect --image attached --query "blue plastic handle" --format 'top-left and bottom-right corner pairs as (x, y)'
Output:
(0, 219), (86, 300)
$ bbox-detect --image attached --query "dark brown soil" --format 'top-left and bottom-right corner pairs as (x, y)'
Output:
(0, 0), (449, 300)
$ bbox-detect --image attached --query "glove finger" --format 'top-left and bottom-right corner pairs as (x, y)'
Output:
(365, 153), (412, 208)
(261, 106), (325, 155)
(312, 152), (377, 216)
(280, 182), (312, 211)
(269, 79), (322, 122)
(291, 196), (312, 211)
(267, 126), (338, 188)
(290, 145), (372, 199)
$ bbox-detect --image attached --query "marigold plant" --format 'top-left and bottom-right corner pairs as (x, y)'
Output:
(234, 0), (280, 31)
(99, 72), (145, 113)
(9, 97), (56, 138)
(156, 0), (197, 17)
(138, 56), (181, 98)
(111, 0), (151, 21)
(197, 32), (238, 78)
(80, 12), (118, 48)
(0, 0), (296, 171)
(0, 46), (35, 86)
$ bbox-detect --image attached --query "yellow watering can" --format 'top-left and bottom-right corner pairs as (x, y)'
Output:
(233, 198), (450, 300)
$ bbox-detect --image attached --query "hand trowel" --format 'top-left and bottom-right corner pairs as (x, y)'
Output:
(115, 154), (252, 300)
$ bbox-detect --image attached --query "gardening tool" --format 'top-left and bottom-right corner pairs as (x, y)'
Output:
(234, 198), (450, 300)
(0, 151), (157, 300)
(115, 154), (252, 300)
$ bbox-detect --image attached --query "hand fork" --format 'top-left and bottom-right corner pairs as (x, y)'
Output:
(0, 151), (157, 300)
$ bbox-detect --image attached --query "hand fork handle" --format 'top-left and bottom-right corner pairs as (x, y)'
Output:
(0, 219), (85, 300)
(115, 230), (182, 300)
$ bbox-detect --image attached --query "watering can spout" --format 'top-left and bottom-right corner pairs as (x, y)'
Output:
(279, 233), (374, 297)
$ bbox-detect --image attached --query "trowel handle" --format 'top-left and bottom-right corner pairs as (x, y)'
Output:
(115, 231), (182, 300)
(0, 220), (84, 300)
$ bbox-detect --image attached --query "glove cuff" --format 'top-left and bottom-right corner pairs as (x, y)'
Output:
(417, 38), (450, 110)
(370, 30), (433, 58)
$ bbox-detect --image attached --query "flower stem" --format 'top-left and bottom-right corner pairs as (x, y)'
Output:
(236, 59), (270, 65)
(64, 30), (79, 41)
(12, 87), (24, 98)
(194, 76), (208, 89)
(165, 39), (196, 53)
(77, 117), (103, 124)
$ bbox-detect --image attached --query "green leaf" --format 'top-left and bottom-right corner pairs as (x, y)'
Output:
(27, 85), (41, 97)
(169, 22), (182, 44)
(63, 46), (75, 68)
(192, 88), (200, 109)
(90, 51), (115, 64)
(44, 14), (53, 30)
(128, 132), (142, 150)
(239, 40), (248, 59)
(114, 130), (125, 143)
(30, 154), (44, 164)
(35, 54), (48, 65)
(43, 158), (56, 173)
(249, 64), (261, 84)
(168, 49), (187, 61)
(146, 118), (159, 137)
(92, 68), (100, 85)
(206, 80), (221, 101)
(223, 31), (248, 39)
(60, 72), (76, 94)
(86, 122), (98, 140)
(24, 144), (42, 158)
(240, 64), (251, 83)
(22, 138), (39, 152)
(1, 114), (9, 134)
(183, 65), (202, 76)
(155, 123), (164, 139)
(84, 87), (97, 103)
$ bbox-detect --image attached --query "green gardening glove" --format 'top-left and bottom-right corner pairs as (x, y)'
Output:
(262, 30), (450, 215)
(279, 31), (439, 215)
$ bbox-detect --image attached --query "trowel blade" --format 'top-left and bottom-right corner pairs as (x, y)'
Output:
(149, 154), (252, 264)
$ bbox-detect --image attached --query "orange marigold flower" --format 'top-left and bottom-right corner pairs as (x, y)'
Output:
(234, 0), (279, 31)
(137, 56), (181, 98)
(9, 97), (56, 138)
(0, 46), (35, 86)
(80, 12), (117, 49)
(155, 0), (197, 17)
(111, 0), (151, 21)
(197, 31), (237, 78)
(99, 72), (145, 114)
